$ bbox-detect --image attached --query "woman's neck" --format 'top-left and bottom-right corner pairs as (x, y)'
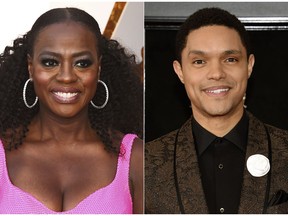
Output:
(27, 110), (97, 145)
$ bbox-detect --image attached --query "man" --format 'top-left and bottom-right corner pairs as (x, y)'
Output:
(145, 7), (288, 214)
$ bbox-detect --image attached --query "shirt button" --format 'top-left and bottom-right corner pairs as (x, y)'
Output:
(215, 138), (222, 143)
(220, 208), (225, 213)
(218, 164), (224, 169)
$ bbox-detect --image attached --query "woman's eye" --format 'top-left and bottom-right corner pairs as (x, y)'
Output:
(75, 59), (92, 68)
(41, 59), (58, 67)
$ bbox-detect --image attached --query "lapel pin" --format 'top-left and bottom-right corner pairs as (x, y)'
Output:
(246, 154), (270, 177)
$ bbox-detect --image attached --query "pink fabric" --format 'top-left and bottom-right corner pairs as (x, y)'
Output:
(0, 134), (137, 214)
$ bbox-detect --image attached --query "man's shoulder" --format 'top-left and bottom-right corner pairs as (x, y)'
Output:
(146, 117), (192, 150)
(265, 122), (288, 151)
(248, 111), (288, 154)
(145, 129), (179, 163)
(145, 128), (181, 213)
(146, 129), (178, 148)
(248, 111), (288, 134)
(265, 123), (288, 138)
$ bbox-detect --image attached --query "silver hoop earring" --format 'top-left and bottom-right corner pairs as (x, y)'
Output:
(23, 78), (38, 108)
(90, 80), (109, 109)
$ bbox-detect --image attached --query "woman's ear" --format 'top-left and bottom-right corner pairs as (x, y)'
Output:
(98, 55), (102, 77)
(27, 54), (33, 78)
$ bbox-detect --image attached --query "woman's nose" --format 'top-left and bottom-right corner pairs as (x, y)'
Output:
(56, 62), (78, 83)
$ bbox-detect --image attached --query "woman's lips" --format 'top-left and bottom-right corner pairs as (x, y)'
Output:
(51, 89), (80, 103)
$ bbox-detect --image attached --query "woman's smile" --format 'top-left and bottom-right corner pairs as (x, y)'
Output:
(52, 91), (80, 103)
(28, 21), (100, 118)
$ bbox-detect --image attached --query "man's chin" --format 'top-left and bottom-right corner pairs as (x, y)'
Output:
(203, 106), (244, 118)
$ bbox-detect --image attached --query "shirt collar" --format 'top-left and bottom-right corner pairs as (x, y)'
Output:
(192, 111), (249, 156)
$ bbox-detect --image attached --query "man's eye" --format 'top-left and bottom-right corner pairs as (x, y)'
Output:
(75, 59), (92, 68)
(193, 59), (205, 65)
(41, 59), (58, 67)
(226, 58), (238, 63)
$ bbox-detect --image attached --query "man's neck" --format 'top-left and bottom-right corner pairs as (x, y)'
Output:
(192, 108), (244, 137)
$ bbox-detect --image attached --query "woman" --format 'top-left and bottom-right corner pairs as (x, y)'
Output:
(0, 7), (143, 213)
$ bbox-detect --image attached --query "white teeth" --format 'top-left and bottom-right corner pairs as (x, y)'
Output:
(54, 92), (78, 99)
(207, 88), (229, 94)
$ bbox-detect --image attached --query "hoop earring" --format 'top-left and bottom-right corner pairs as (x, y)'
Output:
(90, 80), (109, 109)
(23, 78), (38, 108)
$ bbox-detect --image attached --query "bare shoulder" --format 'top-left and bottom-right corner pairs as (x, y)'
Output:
(129, 136), (143, 213)
(132, 137), (143, 157)
(129, 136), (143, 179)
(130, 137), (143, 172)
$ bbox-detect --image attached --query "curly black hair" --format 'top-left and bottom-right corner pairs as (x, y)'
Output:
(0, 7), (143, 154)
(175, 7), (251, 63)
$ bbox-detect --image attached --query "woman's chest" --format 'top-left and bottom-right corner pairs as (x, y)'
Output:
(5, 148), (118, 212)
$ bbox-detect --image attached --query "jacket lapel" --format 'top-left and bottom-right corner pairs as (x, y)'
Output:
(175, 112), (270, 213)
(175, 118), (208, 213)
(238, 112), (270, 213)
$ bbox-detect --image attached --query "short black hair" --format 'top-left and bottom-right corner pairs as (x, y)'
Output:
(175, 7), (251, 62)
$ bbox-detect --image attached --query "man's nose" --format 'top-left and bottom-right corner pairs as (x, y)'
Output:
(207, 61), (226, 80)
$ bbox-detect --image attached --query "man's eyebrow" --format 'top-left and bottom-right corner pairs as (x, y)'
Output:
(187, 49), (243, 56)
(224, 50), (242, 55)
(188, 50), (206, 56)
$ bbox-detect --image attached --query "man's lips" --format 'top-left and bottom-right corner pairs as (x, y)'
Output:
(203, 86), (230, 96)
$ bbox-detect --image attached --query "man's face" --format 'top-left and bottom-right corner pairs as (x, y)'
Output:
(174, 25), (255, 120)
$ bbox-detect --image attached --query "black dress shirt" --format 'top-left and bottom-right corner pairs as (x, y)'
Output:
(192, 112), (249, 214)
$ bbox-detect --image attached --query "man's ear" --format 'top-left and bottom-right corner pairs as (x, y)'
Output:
(247, 54), (255, 78)
(27, 55), (33, 78)
(173, 60), (184, 84)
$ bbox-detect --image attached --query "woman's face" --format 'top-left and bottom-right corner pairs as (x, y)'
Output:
(28, 21), (100, 118)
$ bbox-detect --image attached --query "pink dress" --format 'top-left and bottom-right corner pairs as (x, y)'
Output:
(0, 134), (137, 214)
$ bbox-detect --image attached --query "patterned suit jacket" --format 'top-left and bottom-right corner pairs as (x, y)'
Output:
(145, 112), (288, 213)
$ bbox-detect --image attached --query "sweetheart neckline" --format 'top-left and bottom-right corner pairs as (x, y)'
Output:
(2, 143), (121, 213)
